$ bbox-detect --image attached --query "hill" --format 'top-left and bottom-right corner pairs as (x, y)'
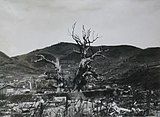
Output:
(0, 51), (11, 65)
(0, 51), (39, 80)
(0, 42), (160, 90)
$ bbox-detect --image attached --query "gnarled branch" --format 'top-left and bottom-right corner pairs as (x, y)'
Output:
(70, 22), (101, 59)
(35, 54), (61, 73)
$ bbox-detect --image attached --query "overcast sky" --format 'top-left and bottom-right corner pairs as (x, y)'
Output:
(0, 0), (160, 56)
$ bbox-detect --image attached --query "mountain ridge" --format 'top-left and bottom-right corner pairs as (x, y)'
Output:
(0, 42), (160, 89)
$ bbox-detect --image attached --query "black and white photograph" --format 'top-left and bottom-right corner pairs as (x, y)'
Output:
(0, 0), (160, 116)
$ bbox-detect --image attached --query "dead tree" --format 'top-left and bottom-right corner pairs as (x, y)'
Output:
(35, 55), (65, 89)
(33, 55), (63, 116)
(70, 23), (106, 91)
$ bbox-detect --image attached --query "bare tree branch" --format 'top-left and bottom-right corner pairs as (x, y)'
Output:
(71, 22), (83, 46)
(90, 49), (108, 60)
(35, 54), (61, 73)
(73, 49), (81, 54)
(71, 22), (102, 59)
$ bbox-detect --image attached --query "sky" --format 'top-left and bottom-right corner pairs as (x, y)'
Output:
(0, 0), (160, 56)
